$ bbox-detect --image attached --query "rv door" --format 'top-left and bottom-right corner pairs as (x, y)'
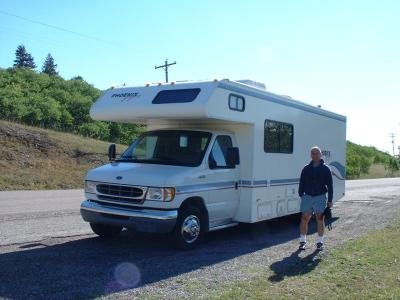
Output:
(206, 135), (240, 225)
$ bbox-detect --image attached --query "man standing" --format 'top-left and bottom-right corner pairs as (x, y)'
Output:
(298, 146), (333, 251)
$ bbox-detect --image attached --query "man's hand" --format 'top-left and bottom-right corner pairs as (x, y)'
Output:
(327, 202), (333, 208)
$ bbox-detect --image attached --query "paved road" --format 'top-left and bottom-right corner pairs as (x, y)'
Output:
(0, 189), (84, 245)
(0, 178), (399, 299)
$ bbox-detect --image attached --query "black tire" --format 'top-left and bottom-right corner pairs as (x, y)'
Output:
(90, 223), (122, 239)
(173, 206), (205, 250)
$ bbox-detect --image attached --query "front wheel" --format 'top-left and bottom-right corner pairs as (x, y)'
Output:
(90, 223), (122, 239)
(173, 207), (204, 250)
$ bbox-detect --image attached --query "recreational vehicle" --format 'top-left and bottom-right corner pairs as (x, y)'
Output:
(80, 79), (346, 249)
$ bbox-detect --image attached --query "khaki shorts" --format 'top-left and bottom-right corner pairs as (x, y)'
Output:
(300, 194), (327, 214)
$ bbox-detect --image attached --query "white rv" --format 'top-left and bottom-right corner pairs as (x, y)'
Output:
(80, 79), (346, 249)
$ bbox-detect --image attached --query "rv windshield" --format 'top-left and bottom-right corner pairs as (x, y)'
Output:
(118, 130), (212, 167)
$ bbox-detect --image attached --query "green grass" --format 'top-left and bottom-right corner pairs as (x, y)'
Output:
(358, 163), (400, 179)
(0, 120), (126, 190)
(211, 221), (400, 300)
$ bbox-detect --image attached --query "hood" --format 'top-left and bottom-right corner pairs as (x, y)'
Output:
(85, 162), (198, 187)
(308, 159), (325, 166)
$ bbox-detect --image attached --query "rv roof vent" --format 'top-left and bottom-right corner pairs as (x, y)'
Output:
(236, 79), (266, 90)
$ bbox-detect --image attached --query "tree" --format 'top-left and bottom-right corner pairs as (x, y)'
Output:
(0, 67), (144, 142)
(359, 156), (372, 175)
(109, 122), (122, 143)
(77, 122), (110, 140)
(13, 45), (36, 69)
(385, 157), (399, 176)
(42, 53), (58, 76)
(71, 75), (84, 81)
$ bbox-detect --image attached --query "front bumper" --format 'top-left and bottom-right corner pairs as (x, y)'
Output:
(80, 200), (177, 233)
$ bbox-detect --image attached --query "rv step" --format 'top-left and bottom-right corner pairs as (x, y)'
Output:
(209, 222), (239, 232)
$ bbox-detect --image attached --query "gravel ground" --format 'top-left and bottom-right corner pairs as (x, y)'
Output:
(0, 178), (399, 299)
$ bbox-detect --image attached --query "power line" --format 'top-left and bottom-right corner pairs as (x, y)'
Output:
(0, 25), (64, 47)
(0, 27), (103, 58)
(0, 10), (115, 46)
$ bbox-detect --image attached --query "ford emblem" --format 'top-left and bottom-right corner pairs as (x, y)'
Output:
(116, 176), (123, 180)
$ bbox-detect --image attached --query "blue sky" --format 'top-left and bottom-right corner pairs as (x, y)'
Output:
(0, 0), (399, 153)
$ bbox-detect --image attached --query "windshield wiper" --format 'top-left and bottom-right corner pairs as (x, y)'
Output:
(115, 156), (138, 162)
(115, 157), (185, 165)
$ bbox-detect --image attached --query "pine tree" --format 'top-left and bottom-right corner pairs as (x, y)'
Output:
(25, 52), (36, 69)
(13, 45), (36, 69)
(71, 75), (84, 81)
(42, 53), (58, 76)
(13, 45), (27, 67)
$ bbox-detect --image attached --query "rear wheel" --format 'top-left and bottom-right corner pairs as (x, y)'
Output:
(90, 223), (122, 239)
(173, 206), (204, 250)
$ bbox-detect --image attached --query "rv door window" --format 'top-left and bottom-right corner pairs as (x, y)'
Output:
(229, 94), (245, 112)
(209, 135), (234, 168)
(152, 88), (201, 104)
(264, 120), (293, 153)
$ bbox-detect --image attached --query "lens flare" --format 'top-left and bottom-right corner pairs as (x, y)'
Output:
(114, 262), (141, 288)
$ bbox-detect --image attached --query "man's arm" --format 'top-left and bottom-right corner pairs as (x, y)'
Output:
(326, 168), (333, 203)
(298, 167), (305, 197)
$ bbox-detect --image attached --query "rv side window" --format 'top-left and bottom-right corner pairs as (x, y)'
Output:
(229, 94), (245, 112)
(209, 135), (234, 168)
(152, 88), (201, 104)
(264, 120), (293, 153)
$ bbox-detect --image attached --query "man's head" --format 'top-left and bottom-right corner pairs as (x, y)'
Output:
(310, 146), (322, 163)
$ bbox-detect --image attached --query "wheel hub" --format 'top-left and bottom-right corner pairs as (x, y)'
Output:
(181, 215), (200, 243)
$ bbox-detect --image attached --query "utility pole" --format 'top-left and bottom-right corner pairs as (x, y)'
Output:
(390, 133), (396, 156)
(155, 59), (176, 83)
(399, 123), (400, 158)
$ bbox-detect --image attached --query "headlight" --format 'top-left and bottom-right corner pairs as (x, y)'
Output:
(85, 181), (97, 193)
(146, 187), (175, 201)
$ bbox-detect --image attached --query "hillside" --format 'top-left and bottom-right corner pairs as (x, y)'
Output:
(1, 120), (398, 191)
(346, 141), (399, 179)
(0, 120), (126, 191)
(0, 67), (143, 145)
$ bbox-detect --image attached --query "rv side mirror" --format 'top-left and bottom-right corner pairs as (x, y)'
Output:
(226, 147), (240, 166)
(208, 155), (217, 169)
(108, 143), (116, 161)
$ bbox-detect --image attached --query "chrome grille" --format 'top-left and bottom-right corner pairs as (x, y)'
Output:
(97, 194), (143, 204)
(96, 184), (144, 199)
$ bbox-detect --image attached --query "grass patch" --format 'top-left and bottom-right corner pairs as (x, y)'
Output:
(0, 120), (127, 190)
(358, 163), (400, 179)
(212, 222), (400, 299)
